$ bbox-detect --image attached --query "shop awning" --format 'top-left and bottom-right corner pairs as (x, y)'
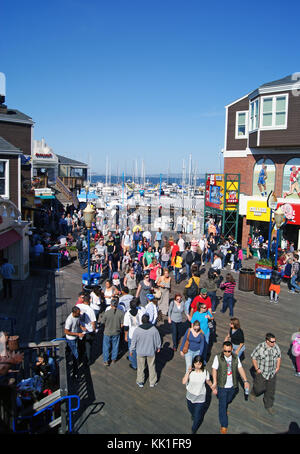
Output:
(0, 229), (22, 250)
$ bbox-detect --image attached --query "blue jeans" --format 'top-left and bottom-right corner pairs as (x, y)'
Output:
(103, 334), (120, 363)
(161, 260), (169, 270)
(290, 275), (300, 292)
(207, 291), (217, 312)
(187, 399), (206, 434)
(171, 321), (183, 349)
(184, 349), (202, 372)
(234, 259), (241, 271)
(217, 386), (238, 428)
(67, 339), (79, 360)
(128, 338), (137, 369)
(174, 268), (181, 283)
(186, 263), (191, 279)
(222, 293), (234, 316)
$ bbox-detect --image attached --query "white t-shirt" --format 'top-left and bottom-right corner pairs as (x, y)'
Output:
(90, 292), (101, 312)
(123, 307), (145, 339)
(77, 303), (96, 333)
(186, 370), (210, 403)
(65, 313), (81, 340)
(143, 231), (151, 242)
(212, 355), (242, 388)
(178, 238), (185, 252)
(123, 232), (132, 246)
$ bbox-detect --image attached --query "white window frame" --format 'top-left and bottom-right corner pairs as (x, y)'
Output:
(0, 159), (9, 199)
(249, 98), (259, 132)
(235, 111), (248, 139)
(260, 93), (289, 130)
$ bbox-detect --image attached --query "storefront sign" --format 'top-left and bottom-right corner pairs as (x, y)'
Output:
(246, 200), (270, 222)
(277, 202), (300, 225)
(35, 153), (53, 158)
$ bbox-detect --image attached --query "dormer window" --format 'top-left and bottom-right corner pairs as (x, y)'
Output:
(261, 93), (288, 129)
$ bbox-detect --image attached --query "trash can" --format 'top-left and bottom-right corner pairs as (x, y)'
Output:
(238, 268), (255, 292)
(254, 268), (272, 296)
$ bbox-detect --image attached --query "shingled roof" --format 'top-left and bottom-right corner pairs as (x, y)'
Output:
(56, 154), (88, 167)
(0, 136), (22, 154)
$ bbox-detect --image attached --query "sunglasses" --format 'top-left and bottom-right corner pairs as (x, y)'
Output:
(223, 349), (232, 353)
(267, 340), (276, 344)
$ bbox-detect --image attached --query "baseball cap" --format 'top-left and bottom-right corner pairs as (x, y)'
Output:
(146, 294), (154, 301)
(201, 288), (207, 294)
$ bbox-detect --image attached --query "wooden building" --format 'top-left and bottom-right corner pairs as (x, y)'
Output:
(223, 74), (300, 248)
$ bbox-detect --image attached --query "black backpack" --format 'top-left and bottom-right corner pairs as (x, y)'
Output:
(186, 251), (194, 265)
(186, 277), (199, 298)
(76, 238), (83, 251)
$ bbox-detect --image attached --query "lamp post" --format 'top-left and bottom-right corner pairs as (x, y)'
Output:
(83, 203), (95, 285)
(273, 206), (286, 266)
(267, 192), (278, 260)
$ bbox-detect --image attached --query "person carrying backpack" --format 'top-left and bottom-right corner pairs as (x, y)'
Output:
(185, 245), (194, 279)
(184, 266), (200, 318)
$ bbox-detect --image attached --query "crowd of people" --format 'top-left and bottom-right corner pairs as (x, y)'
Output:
(11, 201), (299, 434)
(58, 210), (300, 434)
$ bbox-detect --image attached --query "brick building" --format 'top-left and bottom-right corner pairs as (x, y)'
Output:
(223, 74), (300, 249)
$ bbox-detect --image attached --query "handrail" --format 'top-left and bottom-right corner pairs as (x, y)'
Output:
(13, 394), (80, 434)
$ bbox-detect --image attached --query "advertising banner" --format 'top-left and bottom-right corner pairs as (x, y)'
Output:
(246, 200), (271, 222)
(277, 202), (300, 225)
(205, 174), (224, 210)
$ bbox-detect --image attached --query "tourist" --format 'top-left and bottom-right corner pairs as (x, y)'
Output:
(291, 329), (300, 377)
(64, 306), (85, 378)
(122, 226), (133, 254)
(201, 268), (218, 313)
(184, 245), (194, 279)
(178, 233), (185, 255)
(124, 268), (138, 296)
(77, 294), (97, 366)
(289, 254), (300, 294)
(103, 280), (118, 309)
(144, 294), (159, 325)
(234, 244), (243, 272)
(180, 320), (205, 372)
(220, 273), (237, 316)
(189, 288), (212, 320)
(184, 266), (200, 317)
(246, 234), (253, 259)
(142, 246), (155, 269)
(123, 298), (145, 370)
(154, 228), (162, 248)
(269, 265), (282, 303)
(174, 250), (183, 284)
(0, 258), (15, 299)
(101, 298), (125, 366)
(156, 268), (171, 316)
(118, 287), (134, 312)
(211, 341), (250, 434)
(129, 313), (161, 388)
(250, 333), (281, 415)
(105, 231), (116, 280)
(170, 240), (179, 269)
(136, 273), (153, 308)
(224, 318), (245, 359)
(90, 286), (102, 321)
(168, 293), (185, 351)
(182, 355), (217, 434)
(212, 253), (222, 271)
(190, 302), (213, 362)
(161, 241), (171, 269)
(206, 234), (217, 264)
(146, 258), (162, 286)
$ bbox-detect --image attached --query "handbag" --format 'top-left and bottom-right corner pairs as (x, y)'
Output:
(181, 329), (191, 354)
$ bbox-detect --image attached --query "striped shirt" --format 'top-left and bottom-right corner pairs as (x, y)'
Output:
(251, 341), (281, 379)
(221, 281), (236, 294)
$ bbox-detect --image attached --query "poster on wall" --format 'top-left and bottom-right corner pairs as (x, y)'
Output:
(252, 158), (276, 197)
(283, 158), (300, 200)
(205, 174), (224, 210)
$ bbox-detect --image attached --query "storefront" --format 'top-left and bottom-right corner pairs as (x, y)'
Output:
(32, 139), (58, 188)
(277, 201), (300, 249)
(246, 200), (272, 240)
(0, 198), (30, 290)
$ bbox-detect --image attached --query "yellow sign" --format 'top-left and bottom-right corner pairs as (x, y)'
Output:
(246, 200), (271, 222)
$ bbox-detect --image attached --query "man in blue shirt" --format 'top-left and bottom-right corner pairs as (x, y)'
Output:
(191, 303), (213, 363)
(0, 258), (15, 298)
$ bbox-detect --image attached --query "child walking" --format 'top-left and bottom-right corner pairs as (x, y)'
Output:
(220, 273), (236, 316)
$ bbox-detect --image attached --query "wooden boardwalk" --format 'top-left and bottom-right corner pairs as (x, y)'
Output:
(58, 259), (300, 435)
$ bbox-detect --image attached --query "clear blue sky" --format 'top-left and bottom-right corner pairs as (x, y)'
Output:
(1, 0), (299, 175)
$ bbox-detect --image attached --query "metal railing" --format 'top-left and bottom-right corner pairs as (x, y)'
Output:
(12, 394), (80, 434)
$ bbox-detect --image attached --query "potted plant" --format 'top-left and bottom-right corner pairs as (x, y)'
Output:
(255, 258), (273, 271)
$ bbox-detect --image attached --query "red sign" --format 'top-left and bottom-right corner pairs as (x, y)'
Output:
(277, 202), (300, 225)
